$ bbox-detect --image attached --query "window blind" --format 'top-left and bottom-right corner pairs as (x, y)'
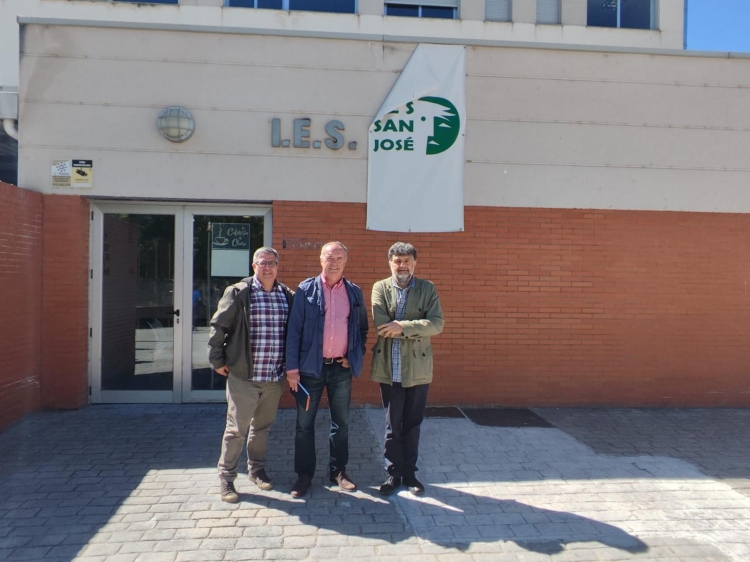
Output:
(486, 0), (511, 22)
(537, 0), (560, 24)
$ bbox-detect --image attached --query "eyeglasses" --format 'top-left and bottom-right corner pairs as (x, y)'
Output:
(254, 260), (278, 267)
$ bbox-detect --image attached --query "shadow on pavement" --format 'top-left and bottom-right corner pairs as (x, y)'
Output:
(2, 404), (739, 560)
(395, 490), (648, 554)
(536, 408), (750, 497)
(229, 484), (648, 555)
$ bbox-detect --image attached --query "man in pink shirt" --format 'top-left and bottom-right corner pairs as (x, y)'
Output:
(285, 242), (369, 498)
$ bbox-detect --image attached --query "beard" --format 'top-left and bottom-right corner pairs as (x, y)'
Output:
(395, 272), (412, 284)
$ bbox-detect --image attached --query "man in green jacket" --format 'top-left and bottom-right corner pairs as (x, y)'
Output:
(208, 247), (294, 503)
(371, 242), (445, 496)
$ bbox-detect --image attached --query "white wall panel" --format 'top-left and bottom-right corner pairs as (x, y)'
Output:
(464, 163), (750, 212)
(21, 57), (399, 117)
(18, 24), (750, 214)
(22, 147), (367, 202)
(466, 121), (750, 171)
(467, 78), (750, 130)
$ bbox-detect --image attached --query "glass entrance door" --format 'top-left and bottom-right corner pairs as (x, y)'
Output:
(90, 203), (271, 404)
(91, 205), (184, 403)
(182, 207), (271, 402)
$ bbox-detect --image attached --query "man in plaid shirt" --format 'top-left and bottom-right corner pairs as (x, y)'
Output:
(208, 247), (294, 503)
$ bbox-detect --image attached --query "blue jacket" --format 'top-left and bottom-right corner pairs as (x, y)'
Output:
(285, 275), (369, 378)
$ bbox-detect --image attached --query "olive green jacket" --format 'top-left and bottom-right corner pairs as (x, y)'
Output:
(370, 277), (444, 387)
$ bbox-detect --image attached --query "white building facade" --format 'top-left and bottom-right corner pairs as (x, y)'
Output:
(4, 0), (750, 411)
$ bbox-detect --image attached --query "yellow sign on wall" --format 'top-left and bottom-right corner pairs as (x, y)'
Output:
(71, 160), (93, 188)
(51, 159), (93, 188)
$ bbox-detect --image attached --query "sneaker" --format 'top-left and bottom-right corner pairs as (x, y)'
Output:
(379, 475), (402, 496)
(291, 474), (312, 499)
(330, 471), (357, 492)
(403, 474), (424, 496)
(220, 480), (239, 503)
(250, 469), (273, 491)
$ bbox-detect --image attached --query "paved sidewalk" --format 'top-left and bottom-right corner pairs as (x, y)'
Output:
(0, 405), (749, 561)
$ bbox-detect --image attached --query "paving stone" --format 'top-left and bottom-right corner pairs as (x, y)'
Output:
(7, 546), (53, 560)
(235, 536), (284, 549)
(133, 553), (177, 562)
(81, 543), (122, 556)
(264, 548), (308, 559)
(118, 542), (157, 554)
(173, 551), (224, 562)
(221, 549), (264, 560)
(307, 546), (341, 558)
(0, 536), (31, 549)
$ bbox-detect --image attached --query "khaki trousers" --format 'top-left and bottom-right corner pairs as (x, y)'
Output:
(218, 375), (285, 482)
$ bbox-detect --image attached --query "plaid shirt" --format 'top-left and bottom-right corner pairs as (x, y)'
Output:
(391, 276), (415, 384)
(249, 278), (289, 382)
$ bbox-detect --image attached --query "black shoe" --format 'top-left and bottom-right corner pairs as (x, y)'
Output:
(403, 474), (424, 496)
(379, 476), (402, 496)
(291, 474), (312, 498)
(330, 471), (357, 492)
(220, 480), (239, 503)
(250, 469), (273, 491)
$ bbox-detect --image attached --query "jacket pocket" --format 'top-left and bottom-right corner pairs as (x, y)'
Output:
(412, 346), (433, 382)
(370, 341), (387, 378)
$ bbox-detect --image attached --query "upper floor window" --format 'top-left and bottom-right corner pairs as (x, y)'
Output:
(587, 0), (657, 29)
(385, 1), (458, 19)
(485, 0), (511, 22)
(114, 0), (178, 4)
(537, 0), (560, 24)
(226, 0), (355, 13)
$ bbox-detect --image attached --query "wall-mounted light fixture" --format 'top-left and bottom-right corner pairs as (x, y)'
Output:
(157, 106), (195, 143)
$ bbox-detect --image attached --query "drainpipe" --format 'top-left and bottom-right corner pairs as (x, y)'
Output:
(2, 118), (18, 141)
(683, 0), (688, 50)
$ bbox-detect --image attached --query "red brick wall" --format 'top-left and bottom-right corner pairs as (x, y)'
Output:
(274, 201), (750, 407)
(41, 195), (90, 409)
(0, 182), (43, 430)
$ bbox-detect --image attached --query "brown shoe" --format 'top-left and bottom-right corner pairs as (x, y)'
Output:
(250, 469), (273, 491)
(220, 480), (239, 503)
(291, 474), (312, 498)
(330, 471), (357, 492)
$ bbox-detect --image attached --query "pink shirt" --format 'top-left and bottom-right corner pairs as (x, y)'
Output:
(321, 274), (350, 358)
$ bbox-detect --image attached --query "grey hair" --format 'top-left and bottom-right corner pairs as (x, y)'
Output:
(253, 247), (280, 263)
(321, 241), (348, 256)
(388, 242), (417, 261)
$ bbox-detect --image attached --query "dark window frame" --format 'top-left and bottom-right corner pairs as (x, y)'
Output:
(385, 3), (458, 19)
(586, 0), (657, 30)
(225, 0), (356, 13)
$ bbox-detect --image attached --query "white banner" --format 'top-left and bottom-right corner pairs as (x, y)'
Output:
(367, 44), (466, 233)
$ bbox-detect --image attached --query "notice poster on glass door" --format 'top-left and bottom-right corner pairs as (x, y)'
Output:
(210, 223), (250, 277)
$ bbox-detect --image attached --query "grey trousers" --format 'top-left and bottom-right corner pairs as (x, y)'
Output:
(217, 375), (285, 482)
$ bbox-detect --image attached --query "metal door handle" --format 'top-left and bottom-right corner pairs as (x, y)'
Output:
(168, 309), (180, 317)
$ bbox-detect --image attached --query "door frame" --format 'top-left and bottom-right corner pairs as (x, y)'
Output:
(89, 201), (272, 404)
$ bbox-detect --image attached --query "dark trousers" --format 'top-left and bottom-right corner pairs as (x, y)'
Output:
(295, 362), (352, 478)
(380, 382), (430, 478)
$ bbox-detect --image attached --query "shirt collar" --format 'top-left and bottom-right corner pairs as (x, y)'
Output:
(252, 276), (279, 292)
(321, 273), (345, 290)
